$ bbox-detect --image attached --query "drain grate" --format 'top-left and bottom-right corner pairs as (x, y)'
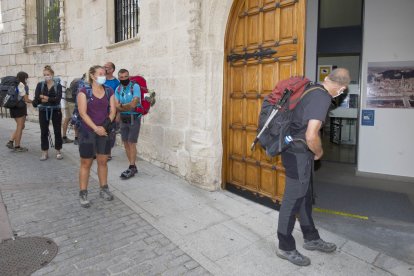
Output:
(0, 237), (58, 276)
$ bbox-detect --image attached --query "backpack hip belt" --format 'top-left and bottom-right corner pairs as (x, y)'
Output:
(38, 104), (61, 121)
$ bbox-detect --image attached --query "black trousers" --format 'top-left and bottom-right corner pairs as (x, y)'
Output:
(39, 108), (62, 151)
(277, 151), (320, 251)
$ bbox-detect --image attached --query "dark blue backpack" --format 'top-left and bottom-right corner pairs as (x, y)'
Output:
(0, 76), (23, 109)
(70, 84), (111, 129)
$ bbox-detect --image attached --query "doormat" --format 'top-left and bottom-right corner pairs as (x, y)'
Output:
(0, 237), (58, 276)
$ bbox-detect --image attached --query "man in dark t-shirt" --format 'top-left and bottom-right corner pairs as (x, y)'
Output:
(276, 68), (351, 266)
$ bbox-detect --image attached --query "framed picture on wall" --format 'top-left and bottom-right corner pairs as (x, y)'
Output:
(318, 65), (332, 82)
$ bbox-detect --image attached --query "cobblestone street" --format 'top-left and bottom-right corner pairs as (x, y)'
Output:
(0, 119), (209, 275)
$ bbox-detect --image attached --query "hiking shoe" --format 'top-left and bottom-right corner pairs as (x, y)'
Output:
(276, 249), (311, 266)
(6, 141), (13, 149)
(79, 190), (90, 208)
(99, 186), (114, 201)
(120, 167), (137, 179)
(56, 152), (63, 160)
(303, 239), (337, 253)
(40, 152), (48, 161)
(14, 146), (28, 152)
(62, 137), (73, 144)
(73, 138), (79, 145)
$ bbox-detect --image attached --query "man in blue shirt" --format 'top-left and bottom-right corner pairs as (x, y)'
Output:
(104, 62), (120, 160)
(104, 62), (120, 91)
(115, 69), (141, 179)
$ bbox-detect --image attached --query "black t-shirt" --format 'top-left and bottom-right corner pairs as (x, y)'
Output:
(282, 84), (332, 179)
(289, 84), (332, 139)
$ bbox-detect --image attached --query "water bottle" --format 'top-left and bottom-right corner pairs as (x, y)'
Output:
(284, 135), (293, 145)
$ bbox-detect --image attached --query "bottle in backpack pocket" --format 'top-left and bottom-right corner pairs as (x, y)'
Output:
(284, 135), (293, 145)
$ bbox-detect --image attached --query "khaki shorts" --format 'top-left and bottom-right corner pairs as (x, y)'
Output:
(63, 102), (75, 118)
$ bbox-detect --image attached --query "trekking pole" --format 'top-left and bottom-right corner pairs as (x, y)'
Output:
(48, 130), (54, 148)
(250, 88), (293, 151)
(311, 160), (316, 205)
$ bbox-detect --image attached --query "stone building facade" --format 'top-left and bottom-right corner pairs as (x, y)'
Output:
(0, 0), (235, 190)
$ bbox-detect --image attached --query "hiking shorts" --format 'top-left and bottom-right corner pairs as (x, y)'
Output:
(120, 115), (141, 143)
(9, 105), (27, 118)
(78, 127), (111, 158)
(63, 102), (75, 119)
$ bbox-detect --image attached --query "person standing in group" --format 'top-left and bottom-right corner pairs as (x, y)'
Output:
(276, 68), (351, 266)
(77, 65), (116, 208)
(114, 69), (141, 180)
(6, 71), (32, 152)
(60, 79), (74, 144)
(104, 62), (120, 161)
(32, 65), (63, 161)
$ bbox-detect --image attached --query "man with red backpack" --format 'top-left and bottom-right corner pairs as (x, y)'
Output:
(114, 69), (142, 179)
(276, 68), (351, 266)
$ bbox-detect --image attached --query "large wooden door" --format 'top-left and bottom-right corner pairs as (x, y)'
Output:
(223, 0), (306, 202)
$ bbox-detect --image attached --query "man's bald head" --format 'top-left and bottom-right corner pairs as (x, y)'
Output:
(327, 68), (351, 87)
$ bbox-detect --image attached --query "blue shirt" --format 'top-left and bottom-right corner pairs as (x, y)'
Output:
(115, 82), (141, 115)
(104, 78), (120, 91)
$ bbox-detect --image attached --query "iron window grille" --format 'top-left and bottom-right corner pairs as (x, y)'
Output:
(115, 0), (140, 43)
(36, 0), (60, 44)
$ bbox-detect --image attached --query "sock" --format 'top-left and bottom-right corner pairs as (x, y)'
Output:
(101, 185), (108, 189)
(14, 146), (20, 149)
(63, 136), (67, 139)
(129, 164), (136, 169)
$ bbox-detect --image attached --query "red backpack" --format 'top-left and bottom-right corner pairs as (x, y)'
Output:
(129, 75), (151, 115)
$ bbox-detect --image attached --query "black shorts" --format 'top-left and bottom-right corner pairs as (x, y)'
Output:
(9, 105), (27, 118)
(78, 126), (111, 158)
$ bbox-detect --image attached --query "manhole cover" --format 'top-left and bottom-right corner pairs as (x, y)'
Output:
(0, 237), (58, 276)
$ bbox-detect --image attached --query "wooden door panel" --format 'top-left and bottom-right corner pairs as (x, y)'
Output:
(263, 10), (276, 43)
(246, 163), (259, 190)
(247, 0), (260, 10)
(225, 0), (306, 203)
(231, 66), (244, 93)
(247, 14), (260, 47)
(246, 65), (259, 93)
(231, 160), (245, 185)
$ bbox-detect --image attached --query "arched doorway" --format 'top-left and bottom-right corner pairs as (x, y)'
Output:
(222, 0), (306, 203)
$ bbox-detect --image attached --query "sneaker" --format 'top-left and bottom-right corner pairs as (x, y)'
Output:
(276, 249), (311, 266)
(62, 137), (73, 144)
(79, 190), (90, 208)
(40, 152), (48, 161)
(99, 186), (114, 201)
(303, 239), (337, 253)
(73, 138), (79, 145)
(120, 167), (137, 179)
(14, 146), (28, 152)
(6, 141), (13, 149)
(56, 152), (63, 160)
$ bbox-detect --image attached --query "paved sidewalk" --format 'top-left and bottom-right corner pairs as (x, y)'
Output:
(1, 117), (413, 275)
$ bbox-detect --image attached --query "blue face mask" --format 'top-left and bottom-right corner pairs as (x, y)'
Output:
(96, 76), (106, 85)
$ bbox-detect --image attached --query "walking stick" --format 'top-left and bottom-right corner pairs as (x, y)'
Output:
(48, 130), (54, 148)
(250, 88), (292, 151)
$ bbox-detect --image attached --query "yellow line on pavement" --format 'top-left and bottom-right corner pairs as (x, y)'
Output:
(313, 207), (369, 220)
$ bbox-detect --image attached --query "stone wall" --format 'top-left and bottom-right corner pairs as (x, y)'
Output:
(0, 0), (236, 190)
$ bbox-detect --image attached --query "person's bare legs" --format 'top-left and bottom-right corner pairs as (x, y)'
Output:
(79, 158), (93, 191)
(12, 116), (26, 149)
(96, 154), (108, 187)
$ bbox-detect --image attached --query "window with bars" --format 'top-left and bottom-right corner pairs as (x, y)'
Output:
(115, 0), (140, 43)
(36, 0), (60, 44)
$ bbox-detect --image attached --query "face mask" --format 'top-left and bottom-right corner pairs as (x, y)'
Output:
(96, 76), (106, 85)
(120, 79), (130, 86)
(44, 76), (52, 81)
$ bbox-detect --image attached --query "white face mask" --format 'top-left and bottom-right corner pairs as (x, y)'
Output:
(44, 76), (52, 81)
(96, 76), (106, 85)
